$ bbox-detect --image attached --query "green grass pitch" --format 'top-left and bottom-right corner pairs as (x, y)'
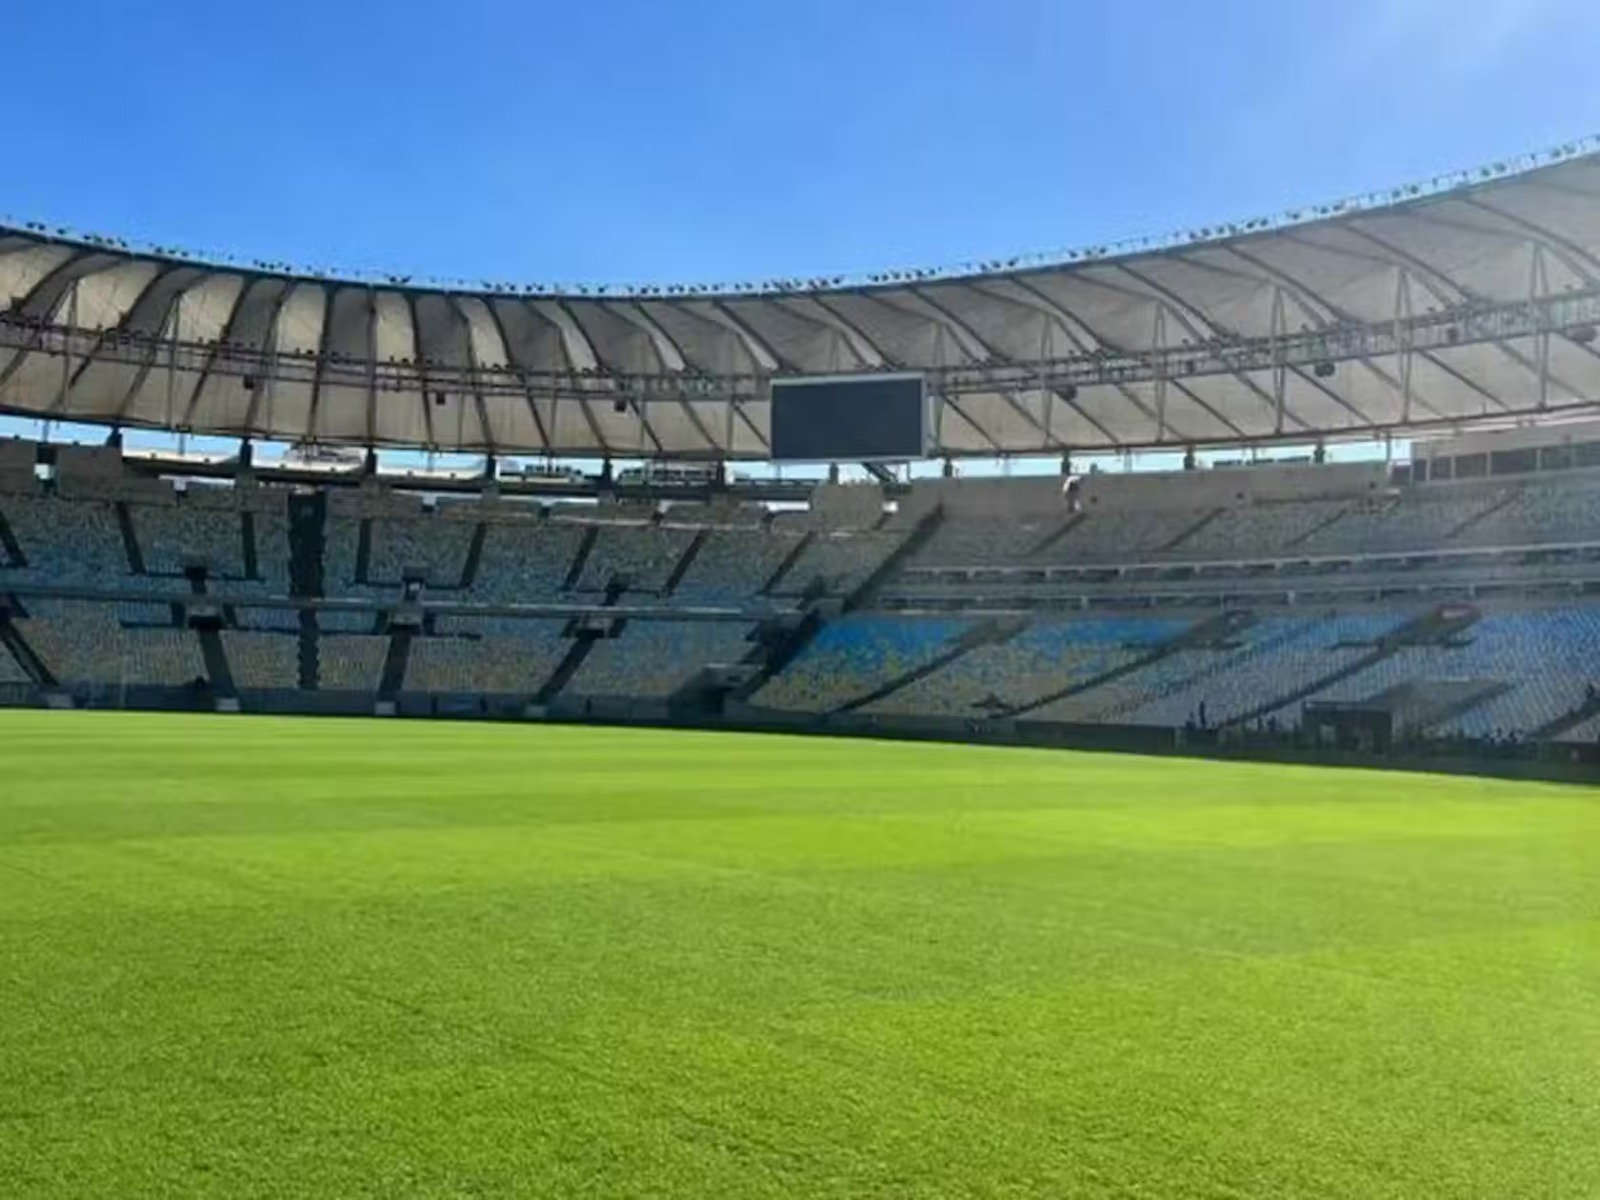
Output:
(1, 711), (1597, 1198)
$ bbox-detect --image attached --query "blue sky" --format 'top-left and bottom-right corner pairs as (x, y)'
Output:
(4, 0), (1599, 472)
(7, 0), (1598, 288)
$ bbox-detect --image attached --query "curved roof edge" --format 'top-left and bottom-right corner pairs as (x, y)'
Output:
(3, 135), (1597, 301)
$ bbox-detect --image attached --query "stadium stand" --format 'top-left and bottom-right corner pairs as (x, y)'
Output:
(1291, 487), (1516, 557)
(1032, 509), (1196, 564)
(1163, 499), (1351, 561)
(0, 645), (29, 684)
(774, 530), (904, 596)
(751, 616), (974, 712)
(318, 609), (382, 633)
(903, 470), (1600, 573)
(671, 527), (805, 601)
(861, 616), (1188, 716)
(4, 140), (1600, 777)
(570, 620), (755, 697)
(322, 514), (365, 590)
(1452, 474), (1600, 549)
(317, 634), (389, 691)
(1302, 607), (1600, 739)
(367, 514), (472, 586)
(467, 517), (586, 603)
(575, 523), (699, 593)
(17, 600), (205, 686)
(117, 601), (174, 624)
(1557, 710), (1600, 744)
(1117, 612), (1407, 728)
(1, 427), (1599, 762)
(404, 620), (569, 694)
(236, 606), (303, 632)
(906, 515), (1057, 569)
(221, 631), (300, 689)
(133, 498), (246, 577)
(239, 488), (294, 593)
(0, 494), (130, 586)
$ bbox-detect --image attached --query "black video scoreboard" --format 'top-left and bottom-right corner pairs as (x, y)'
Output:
(769, 373), (928, 462)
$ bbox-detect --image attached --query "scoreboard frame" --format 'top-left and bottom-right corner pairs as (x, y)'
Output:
(768, 372), (932, 463)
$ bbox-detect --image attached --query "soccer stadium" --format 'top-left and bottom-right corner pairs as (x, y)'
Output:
(5, 141), (1600, 760)
(3, 131), (1600, 1194)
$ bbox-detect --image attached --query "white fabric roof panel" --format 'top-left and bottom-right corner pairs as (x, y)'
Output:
(3, 145), (1600, 455)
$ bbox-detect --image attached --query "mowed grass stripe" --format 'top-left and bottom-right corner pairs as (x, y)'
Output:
(1, 711), (1597, 1198)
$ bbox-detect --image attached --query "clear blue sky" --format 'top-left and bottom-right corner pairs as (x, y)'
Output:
(4, 0), (1598, 475)
(6, 0), (1599, 290)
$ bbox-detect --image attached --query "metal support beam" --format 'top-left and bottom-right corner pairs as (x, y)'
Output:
(365, 290), (379, 447)
(166, 293), (181, 427)
(1393, 267), (1414, 424)
(242, 294), (283, 438)
(1348, 220), (1582, 402)
(1112, 262), (1300, 432)
(480, 301), (551, 451)
(985, 277), (1166, 442)
(1270, 286), (1286, 435)
(1152, 304), (1168, 441)
(58, 281), (76, 412)
(447, 295), (494, 454)
(1532, 242), (1551, 409)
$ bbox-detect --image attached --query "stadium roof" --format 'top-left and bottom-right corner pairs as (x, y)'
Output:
(3, 137), (1600, 459)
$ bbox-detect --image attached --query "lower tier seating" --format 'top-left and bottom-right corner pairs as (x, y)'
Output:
(862, 616), (1187, 716)
(1116, 613), (1407, 728)
(570, 620), (755, 698)
(17, 600), (205, 686)
(222, 632), (300, 688)
(403, 621), (568, 694)
(0, 644), (30, 683)
(750, 616), (973, 712)
(317, 635), (389, 691)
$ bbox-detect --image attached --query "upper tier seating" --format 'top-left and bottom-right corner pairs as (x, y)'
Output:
(366, 515), (473, 586)
(1450, 474), (1600, 549)
(0, 494), (130, 586)
(1290, 488), (1515, 557)
(775, 531), (903, 596)
(1033, 510), (1194, 564)
(671, 527), (805, 602)
(1, 485), (294, 596)
(576, 524), (698, 593)
(240, 490), (293, 593)
(322, 516), (380, 595)
(467, 520), (586, 603)
(908, 472), (1600, 572)
(134, 501), (246, 577)
(236, 606), (303, 632)
(1167, 499), (1349, 561)
(116, 601), (172, 623)
(908, 516), (1060, 569)
(317, 609), (382, 633)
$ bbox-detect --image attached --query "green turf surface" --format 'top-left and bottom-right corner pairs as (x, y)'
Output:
(1, 711), (1597, 1198)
